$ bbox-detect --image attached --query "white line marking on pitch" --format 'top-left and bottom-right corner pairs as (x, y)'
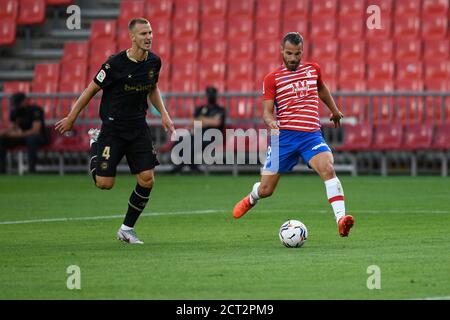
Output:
(0, 208), (449, 226)
(0, 209), (223, 225)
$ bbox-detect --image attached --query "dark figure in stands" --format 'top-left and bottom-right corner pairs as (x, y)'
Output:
(172, 86), (226, 173)
(0, 93), (48, 174)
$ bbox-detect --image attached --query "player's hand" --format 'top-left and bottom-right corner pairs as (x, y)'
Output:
(55, 117), (74, 134)
(330, 111), (344, 128)
(267, 120), (279, 135)
(162, 114), (175, 134)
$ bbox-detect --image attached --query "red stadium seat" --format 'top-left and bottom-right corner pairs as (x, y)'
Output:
(281, 19), (308, 38)
(227, 63), (255, 91)
(17, 0), (45, 25)
(310, 0), (337, 19)
(152, 38), (171, 63)
(60, 61), (87, 86)
(171, 79), (198, 93)
(368, 81), (395, 122)
(172, 39), (199, 62)
(425, 79), (449, 91)
(432, 124), (450, 150)
(173, 0), (199, 19)
(310, 20), (336, 39)
(421, 15), (448, 39)
(0, 17), (16, 46)
(395, 39), (422, 61)
(255, 0), (281, 18)
(172, 18), (199, 39)
(339, 0), (364, 18)
(228, 0), (255, 18)
(372, 124), (403, 150)
(31, 80), (59, 119)
(62, 41), (89, 62)
(338, 19), (364, 39)
(255, 61), (281, 86)
(366, 79), (394, 91)
(200, 18), (226, 40)
(423, 39), (449, 60)
(200, 40), (226, 61)
(402, 124), (433, 151)
(149, 18), (172, 39)
(339, 61), (365, 81)
(156, 64), (171, 92)
(255, 17), (280, 40)
(425, 61), (450, 81)
(58, 81), (85, 94)
(88, 40), (117, 78)
(0, 0), (18, 19)
(227, 17), (253, 39)
(282, 0), (309, 18)
(145, 0), (173, 19)
(227, 39), (253, 62)
(255, 39), (280, 62)
(227, 79), (255, 92)
(422, 0), (449, 15)
(365, 17), (392, 39)
(339, 39), (365, 61)
(171, 62), (198, 82)
(201, 0), (227, 18)
(396, 61), (423, 81)
(395, 0), (421, 17)
(366, 39), (393, 62)
(3, 81), (31, 93)
(34, 63), (60, 83)
(394, 16), (421, 39)
(334, 123), (373, 151)
(395, 79), (424, 91)
(310, 39), (338, 61)
(198, 62), (226, 92)
(90, 20), (116, 40)
(338, 79), (366, 92)
(118, 0), (145, 31)
(319, 61), (338, 85)
(117, 32), (130, 51)
(367, 62), (395, 81)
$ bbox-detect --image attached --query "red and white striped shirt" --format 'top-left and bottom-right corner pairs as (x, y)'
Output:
(263, 62), (323, 132)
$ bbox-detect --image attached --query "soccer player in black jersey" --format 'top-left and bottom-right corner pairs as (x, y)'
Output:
(55, 18), (174, 244)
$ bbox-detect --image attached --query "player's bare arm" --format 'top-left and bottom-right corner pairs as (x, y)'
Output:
(262, 100), (279, 130)
(55, 81), (101, 134)
(148, 84), (175, 134)
(318, 81), (343, 128)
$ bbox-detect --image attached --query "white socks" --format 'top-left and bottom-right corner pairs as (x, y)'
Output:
(249, 182), (261, 205)
(324, 177), (346, 223)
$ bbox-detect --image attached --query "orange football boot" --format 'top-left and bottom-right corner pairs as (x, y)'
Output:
(232, 195), (254, 219)
(338, 215), (355, 237)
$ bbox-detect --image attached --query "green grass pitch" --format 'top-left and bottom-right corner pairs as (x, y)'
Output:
(0, 174), (449, 299)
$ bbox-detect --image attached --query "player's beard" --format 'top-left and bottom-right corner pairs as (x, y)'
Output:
(283, 57), (300, 71)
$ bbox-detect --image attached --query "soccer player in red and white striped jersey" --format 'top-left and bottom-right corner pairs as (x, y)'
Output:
(232, 33), (354, 237)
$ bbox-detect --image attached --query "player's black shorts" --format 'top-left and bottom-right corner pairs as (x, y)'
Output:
(95, 125), (159, 177)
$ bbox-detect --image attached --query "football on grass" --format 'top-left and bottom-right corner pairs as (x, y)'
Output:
(279, 220), (308, 248)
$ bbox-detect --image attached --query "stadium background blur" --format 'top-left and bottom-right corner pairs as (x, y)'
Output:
(0, 0), (449, 176)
